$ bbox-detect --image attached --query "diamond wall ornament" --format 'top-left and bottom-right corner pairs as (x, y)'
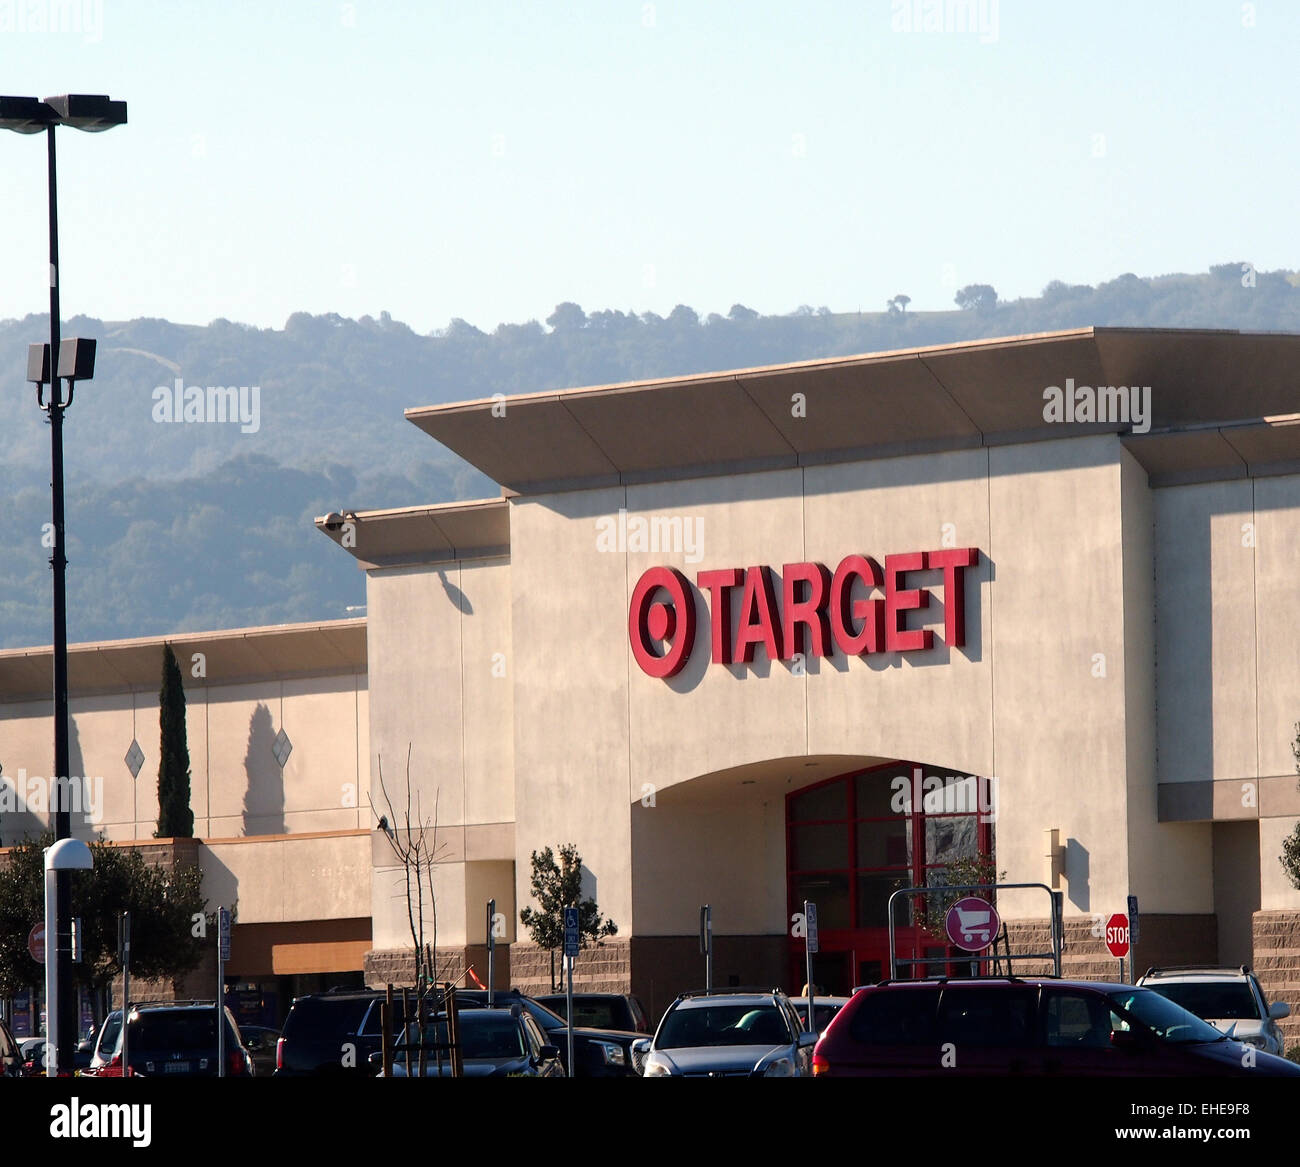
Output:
(272, 728), (293, 768)
(125, 740), (144, 779)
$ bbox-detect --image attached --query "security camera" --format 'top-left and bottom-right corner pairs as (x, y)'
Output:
(323, 512), (345, 532)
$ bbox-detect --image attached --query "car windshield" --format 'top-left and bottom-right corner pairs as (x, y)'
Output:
(97, 1014), (122, 1055)
(799, 1004), (842, 1031)
(1107, 989), (1229, 1045)
(515, 999), (565, 1031)
(543, 997), (625, 1030)
(398, 1014), (525, 1060)
(657, 1004), (791, 1049)
(1145, 981), (1260, 1021)
(129, 1012), (221, 1051)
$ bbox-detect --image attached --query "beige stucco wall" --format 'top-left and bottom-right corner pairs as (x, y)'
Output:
(1255, 476), (1300, 780)
(630, 781), (786, 936)
(364, 557), (514, 951)
(0, 669), (367, 844)
(202, 832), (371, 924)
(509, 489), (634, 935)
(1155, 480), (1258, 784)
(1260, 816), (1300, 911)
(1154, 472), (1300, 787)
(503, 433), (1183, 936)
(1124, 449), (1213, 916)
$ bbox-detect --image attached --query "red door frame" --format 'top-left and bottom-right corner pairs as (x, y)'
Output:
(786, 761), (994, 991)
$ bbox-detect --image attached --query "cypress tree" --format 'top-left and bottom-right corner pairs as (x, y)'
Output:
(156, 643), (194, 837)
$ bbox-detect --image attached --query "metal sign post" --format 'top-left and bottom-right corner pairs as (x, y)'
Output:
(486, 897), (497, 1007)
(217, 906), (231, 1077)
(700, 904), (713, 993)
(1128, 894), (1141, 976)
(803, 900), (818, 1031)
(563, 906), (579, 1078)
(118, 912), (130, 1078)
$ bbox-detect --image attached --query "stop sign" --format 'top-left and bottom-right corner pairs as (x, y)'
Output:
(1105, 913), (1130, 958)
(27, 923), (45, 964)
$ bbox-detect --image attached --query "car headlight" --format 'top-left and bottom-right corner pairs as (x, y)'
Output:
(762, 1057), (795, 1077)
(644, 1058), (673, 1077)
(595, 1041), (626, 1066)
(1239, 1034), (1267, 1049)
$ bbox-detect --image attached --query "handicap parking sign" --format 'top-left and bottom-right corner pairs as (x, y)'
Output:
(563, 907), (579, 958)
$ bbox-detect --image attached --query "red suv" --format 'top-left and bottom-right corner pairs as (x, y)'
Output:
(813, 977), (1300, 1077)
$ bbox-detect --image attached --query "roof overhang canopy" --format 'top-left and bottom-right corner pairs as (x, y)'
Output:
(403, 328), (1300, 494)
(0, 619), (366, 702)
(314, 498), (510, 569)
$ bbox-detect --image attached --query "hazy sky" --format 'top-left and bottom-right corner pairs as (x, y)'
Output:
(0, 0), (1295, 333)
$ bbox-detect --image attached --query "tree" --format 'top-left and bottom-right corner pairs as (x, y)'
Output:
(371, 746), (452, 992)
(1280, 724), (1300, 891)
(887, 294), (911, 314)
(155, 643), (194, 838)
(546, 302), (587, 333)
(519, 844), (617, 991)
(918, 854), (1005, 941)
(954, 284), (998, 312)
(0, 832), (208, 1006)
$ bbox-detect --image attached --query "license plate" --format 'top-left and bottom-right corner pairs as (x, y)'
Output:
(164, 1062), (190, 1073)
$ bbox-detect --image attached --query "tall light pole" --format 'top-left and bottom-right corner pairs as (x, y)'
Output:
(0, 93), (126, 1074)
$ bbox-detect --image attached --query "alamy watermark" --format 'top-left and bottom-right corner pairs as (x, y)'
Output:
(0, 0), (102, 41)
(0, 770), (104, 822)
(595, 507), (704, 563)
(891, 0), (999, 43)
(152, 378), (261, 433)
(1043, 379), (1151, 433)
(890, 769), (998, 823)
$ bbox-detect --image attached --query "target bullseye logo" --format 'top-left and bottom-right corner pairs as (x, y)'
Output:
(628, 566), (697, 677)
(629, 547), (979, 678)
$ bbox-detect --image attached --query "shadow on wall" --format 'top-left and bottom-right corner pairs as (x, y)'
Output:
(436, 568), (472, 615)
(242, 703), (285, 836)
(1066, 837), (1090, 912)
(67, 714), (102, 839)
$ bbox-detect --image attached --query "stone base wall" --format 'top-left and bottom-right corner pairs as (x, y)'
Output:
(1003, 914), (1218, 980)
(364, 945), (512, 993)
(510, 940), (631, 997)
(1253, 911), (1300, 1048)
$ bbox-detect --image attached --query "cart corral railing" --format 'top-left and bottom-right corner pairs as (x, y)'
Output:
(886, 882), (1063, 979)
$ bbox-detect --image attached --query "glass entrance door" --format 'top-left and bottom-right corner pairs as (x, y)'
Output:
(786, 761), (994, 989)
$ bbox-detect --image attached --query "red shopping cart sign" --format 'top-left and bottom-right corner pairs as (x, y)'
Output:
(945, 896), (999, 952)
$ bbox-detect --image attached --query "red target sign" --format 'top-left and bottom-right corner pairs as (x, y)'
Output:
(628, 567), (696, 678)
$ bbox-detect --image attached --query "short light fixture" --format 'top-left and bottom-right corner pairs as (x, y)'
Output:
(1045, 828), (1066, 890)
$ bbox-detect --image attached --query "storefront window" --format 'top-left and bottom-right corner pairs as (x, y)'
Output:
(790, 781), (846, 822)
(787, 762), (992, 946)
(791, 822), (850, 870)
(791, 873), (851, 930)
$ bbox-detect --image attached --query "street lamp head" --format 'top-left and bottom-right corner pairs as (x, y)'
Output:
(26, 343), (51, 386)
(1, 94), (127, 133)
(43, 94), (127, 132)
(0, 95), (55, 134)
(57, 337), (96, 382)
(44, 837), (93, 872)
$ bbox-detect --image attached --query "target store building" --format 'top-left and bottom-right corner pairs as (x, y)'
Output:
(316, 326), (1300, 1026)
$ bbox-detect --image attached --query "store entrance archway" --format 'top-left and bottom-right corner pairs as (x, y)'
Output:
(786, 760), (996, 994)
